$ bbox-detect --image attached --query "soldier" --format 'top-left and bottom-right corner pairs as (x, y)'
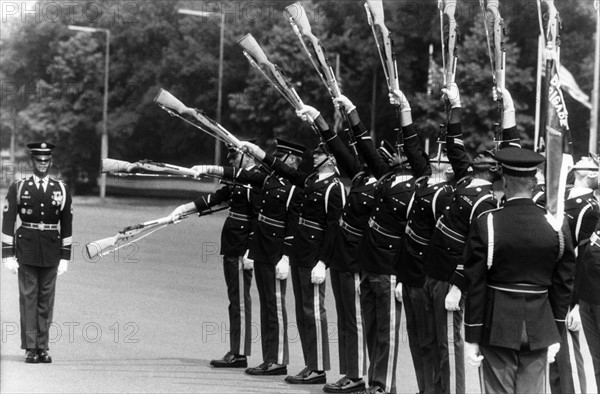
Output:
(242, 126), (345, 385)
(550, 155), (600, 394)
(2, 142), (73, 363)
(194, 139), (305, 376)
(463, 147), (576, 394)
(170, 146), (262, 368)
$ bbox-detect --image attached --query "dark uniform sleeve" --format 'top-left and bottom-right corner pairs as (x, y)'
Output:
(221, 166), (268, 187)
(463, 216), (489, 344)
(319, 119), (362, 179)
(498, 126), (521, 149)
(193, 185), (232, 211)
(59, 182), (73, 260)
(319, 180), (345, 264)
(570, 201), (599, 305)
(550, 222), (576, 331)
(446, 118), (471, 182)
(402, 124), (431, 179)
(264, 154), (310, 188)
(349, 114), (390, 178)
(283, 185), (303, 256)
(1, 182), (19, 258)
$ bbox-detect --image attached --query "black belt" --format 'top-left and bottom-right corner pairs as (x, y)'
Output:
(258, 213), (285, 228)
(339, 218), (363, 237)
(435, 220), (466, 244)
(21, 222), (58, 231)
(228, 212), (251, 222)
(406, 225), (430, 246)
(487, 282), (548, 294)
(368, 218), (401, 239)
(299, 217), (325, 232)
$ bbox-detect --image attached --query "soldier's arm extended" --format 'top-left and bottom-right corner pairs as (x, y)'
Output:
(349, 113), (391, 179)
(59, 182), (73, 260)
(283, 185), (303, 256)
(319, 123), (363, 179)
(319, 180), (345, 264)
(549, 222), (576, 333)
(1, 182), (19, 259)
(198, 165), (268, 187)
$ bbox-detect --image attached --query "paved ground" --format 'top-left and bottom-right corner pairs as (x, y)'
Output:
(0, 196), (597, 393)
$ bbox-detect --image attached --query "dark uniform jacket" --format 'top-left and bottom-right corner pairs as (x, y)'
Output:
(576, 219), (600, 305)
(351, 119), (429, 276)
(320, 121), (376, 273)
(220, 166), (303, 264)
(532, 183), (546, 208)
(263, 143), (345, 268)
(2, 176), (73, 266)
(464, 198), (576, 350)
(193, 166), (262, 257)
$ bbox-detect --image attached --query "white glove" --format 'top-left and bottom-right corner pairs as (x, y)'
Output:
(3, 256), (19, 274)
(311, 261), (327, 284)
(191, 165), (221, 177)
(567, 305), (582, 332)
(394, 282), (403, 302)
(445, 285), (462, 311)
(465, 342), (484, 368)
(169, 202), (196, 221)
(57, 259), (69, 276)
(547, 343), (561, 364)
(492, 87), (514, 112)
(296, 105), (321, 123)
(241, 250), (254, 270)
(332, 95), (356, 114)
(239, 141), (266, 160)
(389, 89), (411, 112)
(442, 83), (461, 108)
(275, 255), (290, 280)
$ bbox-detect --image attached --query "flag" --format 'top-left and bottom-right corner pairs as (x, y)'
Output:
(559, 65), (592, 109)
(544, 58), (574, 225)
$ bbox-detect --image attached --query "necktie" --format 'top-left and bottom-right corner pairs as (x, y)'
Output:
(38, 180), (44, 193)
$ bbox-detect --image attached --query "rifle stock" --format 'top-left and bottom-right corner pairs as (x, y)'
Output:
(102, 158), (137, 173)
(153, 88), (195, 116)
(365, 0), (400, 92)
(85, 235), (120, 260)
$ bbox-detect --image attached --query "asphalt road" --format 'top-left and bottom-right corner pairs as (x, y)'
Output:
(0, 196), (596, 393)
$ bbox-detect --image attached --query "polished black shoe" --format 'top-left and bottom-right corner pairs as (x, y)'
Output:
(365, 385), (385, 393)
(323, 376), (366, 393)
(245, 362), (287, 376)
(285, 368), (326, 384)
(25, 349), (39, 364)
(210, 352), (247, 368)
(37, 349), (52, 363)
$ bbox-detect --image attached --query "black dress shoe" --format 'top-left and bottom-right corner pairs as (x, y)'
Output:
(323, 376), (366, 393)
(245, 362), (287, 376)
(210, 351), (247, 368)
(37, 349), (52, 363)
(285, 368), (326, 384)
(25, 349), (39, 364)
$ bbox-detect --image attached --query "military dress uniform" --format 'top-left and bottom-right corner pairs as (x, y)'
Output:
(350, 116), (429, 394)
(193, 162), (262, 364)
(1, 143), (73, 358)
(463, 148), (576, 394)
(263, 135), (345, 380)
(550, 184), (600, 393)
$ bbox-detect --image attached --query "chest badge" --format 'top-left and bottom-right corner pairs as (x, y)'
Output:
(52, 191), (63, 205)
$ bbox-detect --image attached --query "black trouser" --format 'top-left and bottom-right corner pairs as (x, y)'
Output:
(361, 272), (401, 393)
(18, 264), (57, 350)
(330, 269), (366, 379)
(254, 261), (288, 365)
(223, 255), (252, 356)
(549, 327), (587, 393)
(480, 345), (546, 394)
(581, 300), (600, 392)
(404, 285), (439, 394)
(290, 265), (330, 371)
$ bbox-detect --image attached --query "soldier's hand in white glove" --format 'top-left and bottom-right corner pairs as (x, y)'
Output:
(445, 285), (462, 311)
(311, 261), (327, 284)
(493, 87), (516, 128)
(394, 282), (403, 302)
(57, 259), (69, 276)
(567, 305), (581, 332)
(239, 141), (266, 160)
(275, 255), (290, 280)
(296, 105), (321, 123)
(169, 202), (197, 222)
(332, 95), (356, 114)
(389, 89), (411, 112)
(465, 342), (484, 368)
(547, 343), (561, 363)
(442, 83), (461, 108)
(3, 256), (19, 274)
(191, 165), (222, 177)
(241, 250), (254, 270)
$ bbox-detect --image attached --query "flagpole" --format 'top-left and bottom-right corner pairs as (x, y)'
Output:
(534, 35), (543, 151)
(590, 1), (599, 154)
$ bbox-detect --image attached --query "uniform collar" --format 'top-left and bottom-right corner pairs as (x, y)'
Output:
(317, 171), (335, 182)
(568, 187), (593, 199)
(466, 178), (491, 188)
(32, 175), (49, 185)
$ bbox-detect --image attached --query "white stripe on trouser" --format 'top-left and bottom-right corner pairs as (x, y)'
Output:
(314, 284), (323, 371)
(448, 311), (456, 394)
(354, 273), (365, 376)
(545, 362), (550, 394)
(238, 258), (246, 355)
(386, 275), (397, 392)
(567, 331), (583, 394)
(478, 365), (485, 393)
(276, 278), (284, 365)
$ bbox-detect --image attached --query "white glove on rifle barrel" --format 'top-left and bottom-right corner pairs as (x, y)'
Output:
(275, 255), (290, 280)
(241, 250), (254, 270)
(389, 89), (412, 127)
(311, 261), (327, 284)
(394, 282), (403, 302)
(296, 105), (321, 123)
(332, 95), (356, 114)
(3, 256), (19, 274)
(492, 87), (516, 129)
(465, 342), (484, 368)
(445, 285), (462, 311)
(239, 141), (266, 160)
(57, 259), (69, 275)
(169, 202), (197, 221)
(567, 305), (581, 332)
(442, 83), (461, 108)
(547, 343), (560, 363)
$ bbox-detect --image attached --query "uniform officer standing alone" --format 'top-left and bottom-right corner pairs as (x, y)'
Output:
(2, 142), (73, 363)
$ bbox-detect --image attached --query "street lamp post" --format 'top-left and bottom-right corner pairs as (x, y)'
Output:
(178, 8), (225, 167)
(67, 25), (110, 200)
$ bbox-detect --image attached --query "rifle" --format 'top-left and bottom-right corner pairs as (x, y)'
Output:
(364, 0), (404, 154)
(84, 205), (228, 260)
(284, 2), (358, 155)
(237, 33), (329, 150)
